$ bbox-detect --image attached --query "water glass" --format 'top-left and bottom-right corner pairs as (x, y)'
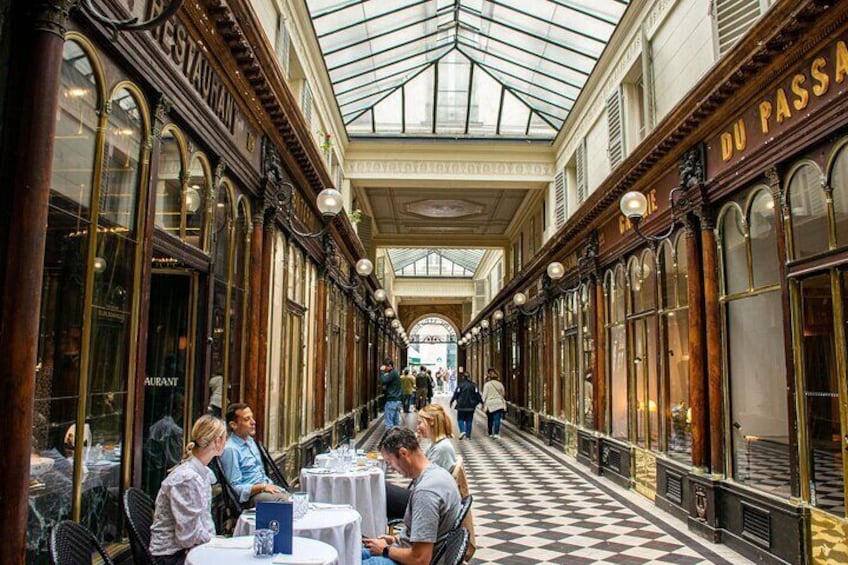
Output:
(292, 491), (309, 520)
(253, 528), (274, 557)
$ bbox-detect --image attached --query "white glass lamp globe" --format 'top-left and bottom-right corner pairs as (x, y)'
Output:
(374, 289), (387, 302)
(471, 327), (480, 336)
(464, 333), (471, 341)
(493, 310), (504, 321)
(384, 308), (395, 318)
(93, 256), (107, 274)
(184, 186), (202, 214)
(481, 319), (490, 329)
(513, 292), (527, 306)
(355, 258), (373, 276)
(316, 188), (343, 217)
(391, 319), (400, 329)
(547, 261), (565, 280)
(620, 191), (648, 220)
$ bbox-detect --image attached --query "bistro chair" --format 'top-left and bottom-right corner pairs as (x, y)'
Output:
(431, 526), (469, 565)
(452, 494), (473, 533)
(257, 440), (292, 492)
(210, 456), (244, 533)
(49, 520), (114, 565)
(122, 487), (155, 565)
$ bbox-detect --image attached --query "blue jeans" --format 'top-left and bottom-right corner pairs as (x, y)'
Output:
(361, 549), (397, 564)
(457, 411), (475, 437)
(489, 409), (504, 435)
(384, 400), (402, 429)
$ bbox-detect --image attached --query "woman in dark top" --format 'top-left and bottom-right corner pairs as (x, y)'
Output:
(450, 369), (481, 439)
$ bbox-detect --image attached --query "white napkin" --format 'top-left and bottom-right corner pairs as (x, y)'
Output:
(206, 536), (253, 549)
(273, 557), (326, 564)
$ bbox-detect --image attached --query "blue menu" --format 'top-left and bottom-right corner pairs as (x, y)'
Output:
(255, 500), (293, 554)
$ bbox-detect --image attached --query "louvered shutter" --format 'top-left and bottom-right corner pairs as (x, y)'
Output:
(607, 89), (624, 168)
(275, 15), (290, 77)
(576, 139), (587, 204)
(358, 213), (374, 262)
(714, 0), (762, 56)
(473, 280), (488, 314)
(301, 84), (313, 127)
(554, 171), (566, 228)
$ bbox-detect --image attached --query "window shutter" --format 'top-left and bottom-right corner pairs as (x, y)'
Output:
(714, 0), (762, 56)
(607, 89), (624, 168)
(301, 84), (313, 127)
(275, 15), (290, 77)
(576, 139), (587, 204)
(335, 165), (343, 191)
(554, 171), (566, 228)
(473, 280), (488, 314)
(358, 214), (373, 261)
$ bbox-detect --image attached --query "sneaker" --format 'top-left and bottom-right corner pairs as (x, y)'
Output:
(493, 434), (500, 439)
(459, 432), (466, 440)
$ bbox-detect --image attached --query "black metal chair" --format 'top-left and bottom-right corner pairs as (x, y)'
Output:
(122, 487), (155, 565)
(431, 526), (469, 565)
(452, 494), (473, 532)
(256, 440), (292, 492)
(49, 520), (115, 565)
(210, 456), (245, 533)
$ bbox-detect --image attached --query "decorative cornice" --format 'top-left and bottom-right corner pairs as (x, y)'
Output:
(346, 159), (555, 180)
(32, 1), (74, 37)
(152, 94), (173, 140)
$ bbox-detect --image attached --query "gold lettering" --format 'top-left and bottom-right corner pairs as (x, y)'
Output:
(759, 101), (772, 133)
(791, 74), (809, 110)
(721, 132), (734, 161)
(775, 88), (791, 123)
(649, 189), (658, 213)
(811, 57), (829, 96)
(836, 40), (848, 83)
(733, 119), (746, 151)
(619, 215), (629, 235)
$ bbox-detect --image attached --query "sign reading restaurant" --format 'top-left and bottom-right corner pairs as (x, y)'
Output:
(707, 32), (848, 173)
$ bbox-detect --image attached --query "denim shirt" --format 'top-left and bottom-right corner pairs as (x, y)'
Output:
(220, 435), (270, 502)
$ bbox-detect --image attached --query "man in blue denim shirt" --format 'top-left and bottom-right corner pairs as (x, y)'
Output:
(220, 403), (289, 506)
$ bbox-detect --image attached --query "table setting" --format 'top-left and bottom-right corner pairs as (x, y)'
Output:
(185, 535), (338, 565)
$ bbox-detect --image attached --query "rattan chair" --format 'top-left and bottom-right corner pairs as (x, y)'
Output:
(431, 526), (469, 565)
(122, 487), (155, 565)
(49, 520), (114, 565)
(452, 494), (473, 532)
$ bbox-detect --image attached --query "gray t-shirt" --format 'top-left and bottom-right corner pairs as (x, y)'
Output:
(425, 438), (457, 472)
(400, 464), (461, 546)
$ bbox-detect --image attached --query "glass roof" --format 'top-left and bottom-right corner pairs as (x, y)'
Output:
(306, 0), (630, 139)
(387, 248), (484, 277)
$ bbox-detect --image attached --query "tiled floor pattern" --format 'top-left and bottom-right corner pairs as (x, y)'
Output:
(359, 394), (754, 564)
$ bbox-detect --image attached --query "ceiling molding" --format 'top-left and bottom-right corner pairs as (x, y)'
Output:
(346, 158), (555, 182)
(374, 234), (510, 248)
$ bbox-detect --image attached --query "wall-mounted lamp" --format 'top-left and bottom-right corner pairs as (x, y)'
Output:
(384, 308), (395, 319)
(391, 319), (401, 329)
(471, 327), (480, 336)
(619, 187), (688, 243)
(493, 310), (504, 322)
(374, 289), (387, 302)
(513, 291), (544, 316)
(480, 319), (489, 330)
(277, 181), (343, 239)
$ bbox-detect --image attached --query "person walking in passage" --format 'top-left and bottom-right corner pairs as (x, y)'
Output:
(149, 415), (227, 565)
(450, 368), (481, 439)
(482, 367), (507, 439)
(400, 368), (415, 414)
(381, 359), (403, 429)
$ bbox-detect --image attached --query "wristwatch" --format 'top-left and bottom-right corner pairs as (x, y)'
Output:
(382, 546), (390, 558)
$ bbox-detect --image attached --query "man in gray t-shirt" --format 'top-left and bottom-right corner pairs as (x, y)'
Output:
(362, 427), (461, 564)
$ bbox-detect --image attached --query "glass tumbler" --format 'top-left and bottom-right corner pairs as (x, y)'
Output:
(253, 528), (274, 557)
(292, 491), (309, 520)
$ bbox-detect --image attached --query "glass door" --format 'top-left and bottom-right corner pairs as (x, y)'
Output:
(141, 270), (195, 497)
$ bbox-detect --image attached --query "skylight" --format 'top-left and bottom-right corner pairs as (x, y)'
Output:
(387, 248), (485, 277)
(306, 0), (630, 139)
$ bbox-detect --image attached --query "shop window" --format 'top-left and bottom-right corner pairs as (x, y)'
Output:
(154, 127), (184, 236)
(186, 155), (211, 250)
(789, 163), (829, 260)
(579, 285), (595, 429)
(719, 187), (789, 498)
(628, 251), (659, 450)
(229, 199), (250, 405)
(830, 144), (848, 247)
(606, 266), (628, 440)
(749, 189), (780, 288)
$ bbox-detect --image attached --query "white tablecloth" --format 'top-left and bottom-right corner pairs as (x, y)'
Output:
(300, 467), (387, 537)
(185, 536), (338, 565)
(235, 507), (362, 565)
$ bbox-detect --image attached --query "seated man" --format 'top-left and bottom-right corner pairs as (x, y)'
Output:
(219, 403), (289, 507)
(362, 427), (461, 565)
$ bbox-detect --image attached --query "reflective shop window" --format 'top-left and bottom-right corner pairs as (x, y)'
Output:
(788, 163), (829, 260)
(832, 145), (848, 246)
(629, 251), (658, 451)
(606, 266), (628, 441)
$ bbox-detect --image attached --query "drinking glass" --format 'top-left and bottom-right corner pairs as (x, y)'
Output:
(292, 491), (309, 520)
(253, 528), (274, 557)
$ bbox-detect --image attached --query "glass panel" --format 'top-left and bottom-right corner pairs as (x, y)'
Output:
(721, 206), (748, 296)
(800, 274), (843, 515)
(580, 286), (595, 429)
(666, 309), (690, 461)
(467, 68), (500, 136)
(609, 324), (627, 440)
(403, 65), (435, 134)
(101, 88), (143, 231)
(675, 235), (688, 307)
(614, 267), (626, 322)
(789, 164), (829, 259)
(727, 291), (790, 497)
(186, 156), (209, 250)
(154, 129), (183, 236)
(435, 51), (471, 134)
(498, 90), (530, 136)
(660, 241), (675, 309)
(141, 274), (189, 498)
(228, 208), (249, 405)
(633, 317), (658, 450)
(372, 87), (403, 133)
(831, 146), (848, 247)
(749, 190), (780, 288)
(51, 41), (98, 218)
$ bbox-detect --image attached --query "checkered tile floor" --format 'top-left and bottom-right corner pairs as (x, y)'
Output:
(359, 394), (754, 564)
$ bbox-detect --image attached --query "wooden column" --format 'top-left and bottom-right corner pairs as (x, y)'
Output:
(593, 277), (606, 432)
(0, 4), (72, 563)
(246, 211), (264, 433)
(685, 216), (708, 470)
(314, 276), (328, 429)
(344, 300), (355, 412)
(700, 213), (724, 474)
(255, 217), (274, 439)
(543, 305), (554, 415)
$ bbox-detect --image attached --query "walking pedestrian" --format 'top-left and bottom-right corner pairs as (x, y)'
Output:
(450, 368), (481, 439)
(482, 368), (507, 439)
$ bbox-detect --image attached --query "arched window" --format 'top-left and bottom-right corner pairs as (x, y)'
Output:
(628, 251), (658, 451)
(718, 187), (788, 498)
(186, 154), (211, 250)
(788, 163), (828, 259)
(606, 265), (628, 440)
(830, 144), (848, 246)
(229, 198), (251, 405)
(211, 182), (234, 404)
(154, 126), (186, 237)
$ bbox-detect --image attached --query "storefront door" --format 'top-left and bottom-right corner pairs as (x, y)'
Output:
(140, 270), (198, 497)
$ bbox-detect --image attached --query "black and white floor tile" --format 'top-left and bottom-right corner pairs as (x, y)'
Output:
(358, 394), (754, 564)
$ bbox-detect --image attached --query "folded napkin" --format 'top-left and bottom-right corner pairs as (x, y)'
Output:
(273, 557), (326, 564)
(206, 536), (253, 549)
(309, 502), (353, 510)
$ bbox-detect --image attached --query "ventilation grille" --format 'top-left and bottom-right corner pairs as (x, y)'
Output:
(742, 504), (771, 548)
(665, 473), (683, 505)
(554, 171), (566, 228)
(715, 0), (762, 56)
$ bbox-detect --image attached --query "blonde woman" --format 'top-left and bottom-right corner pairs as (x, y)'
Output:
(417, 404), (457, 471)
(149, 415), (227, 565)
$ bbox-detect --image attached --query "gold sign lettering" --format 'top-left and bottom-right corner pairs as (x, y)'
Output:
(619, 189), (658, 235)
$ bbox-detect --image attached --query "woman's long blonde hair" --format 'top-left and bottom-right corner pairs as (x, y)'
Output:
(419, 404), (454, 442)
(184, 415), (226, 461)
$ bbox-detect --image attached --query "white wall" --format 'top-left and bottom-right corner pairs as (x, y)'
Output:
(585, 115), (609, 195)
